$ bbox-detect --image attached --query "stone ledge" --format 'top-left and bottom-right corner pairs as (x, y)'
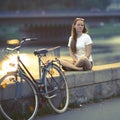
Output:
(65, 62), (120, 104)
(1, 62), (120, 110)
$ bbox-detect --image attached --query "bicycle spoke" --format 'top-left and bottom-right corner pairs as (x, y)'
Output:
(0, 74), (38, 120)
(44, 64), (69, 113)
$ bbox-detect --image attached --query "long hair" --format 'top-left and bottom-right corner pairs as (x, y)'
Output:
(70, 18), (88, 53)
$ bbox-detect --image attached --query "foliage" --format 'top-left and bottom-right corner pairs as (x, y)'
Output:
(89, 22), (120, 37)
(0, 22), (120, 46)
(0, 0), (112, 11)
(78, 0), (111, 10)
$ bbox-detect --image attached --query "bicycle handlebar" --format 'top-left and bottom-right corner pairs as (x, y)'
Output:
(21, 37), (38, 44)
(6, 46), (21, 51)
(48, 46), (61, 51)
(6, 37), (38, 52)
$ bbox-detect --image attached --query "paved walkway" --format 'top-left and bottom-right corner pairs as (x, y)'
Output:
(35, 97), (120, 120)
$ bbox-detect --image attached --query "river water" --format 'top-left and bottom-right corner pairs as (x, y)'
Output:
(0, 36), (120, 78)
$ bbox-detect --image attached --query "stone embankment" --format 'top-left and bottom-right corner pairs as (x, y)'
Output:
(66, 62), (120, 105)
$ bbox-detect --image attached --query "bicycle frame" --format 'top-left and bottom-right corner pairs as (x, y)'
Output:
(16, 54), (50, 86)
(5, 40), (61, 88)
(0, 38), (69, 120)
(4, 44), (50, 88)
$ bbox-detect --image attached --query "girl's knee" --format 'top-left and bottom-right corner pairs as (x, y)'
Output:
(75, 56), (88, 67)
(83, 64), (92, 71)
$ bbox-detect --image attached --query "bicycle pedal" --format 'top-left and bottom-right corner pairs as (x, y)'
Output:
(38, 84), (45, 88)
(45, 94), (56, 99)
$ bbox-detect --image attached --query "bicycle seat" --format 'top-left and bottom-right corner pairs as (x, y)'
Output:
(34, 48), (48, 56)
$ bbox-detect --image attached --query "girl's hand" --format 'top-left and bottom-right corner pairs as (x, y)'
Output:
(72, 60), (76, 65)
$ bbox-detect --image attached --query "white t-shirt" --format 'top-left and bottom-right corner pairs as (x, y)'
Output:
(68, 33), (93, 62)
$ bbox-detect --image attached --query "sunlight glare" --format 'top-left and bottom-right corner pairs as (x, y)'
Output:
(1, 54), (29, 75)
(7, 39), (19, 45)
(1, 55), (17, 75)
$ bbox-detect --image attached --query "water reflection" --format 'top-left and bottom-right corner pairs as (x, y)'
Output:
(0, 36), (120, 77)
(92, 36), (120, 65)
(0, 52), (39, 79)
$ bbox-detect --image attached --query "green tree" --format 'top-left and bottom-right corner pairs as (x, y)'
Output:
(0, 0), (112, 11)
(76, 0), (111, 10)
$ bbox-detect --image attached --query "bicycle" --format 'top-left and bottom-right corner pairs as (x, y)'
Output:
(0, 38), (69, 120)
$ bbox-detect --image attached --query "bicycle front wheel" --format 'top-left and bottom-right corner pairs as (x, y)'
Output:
(44, 63), (69, 113)
(0, 73), (38, 120)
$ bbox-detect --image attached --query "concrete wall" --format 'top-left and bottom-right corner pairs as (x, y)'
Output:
(65, 62), (120, 106)
(1, 62), (120, 109)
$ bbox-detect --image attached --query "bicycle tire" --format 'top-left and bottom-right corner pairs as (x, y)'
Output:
(44, 63), (69, 113)
(0, 72), (38, 120)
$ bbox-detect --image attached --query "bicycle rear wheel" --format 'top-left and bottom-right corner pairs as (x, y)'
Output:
(0, 73), (38, 120)
(44, 63), (69, 113)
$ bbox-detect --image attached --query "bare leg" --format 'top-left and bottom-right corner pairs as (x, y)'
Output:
(75, 56), (92, 70)
(59, 58), (83, 71)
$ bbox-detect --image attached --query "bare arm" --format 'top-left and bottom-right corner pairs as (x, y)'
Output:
(69, 47), (77, 62)
(85, 44), (92, 58)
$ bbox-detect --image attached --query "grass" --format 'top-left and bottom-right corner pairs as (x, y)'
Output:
(0, 22), (120, 66)
(89, 22), (120, 37)
(0, 24), (23, 44)
(0, 22), (120, 44)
